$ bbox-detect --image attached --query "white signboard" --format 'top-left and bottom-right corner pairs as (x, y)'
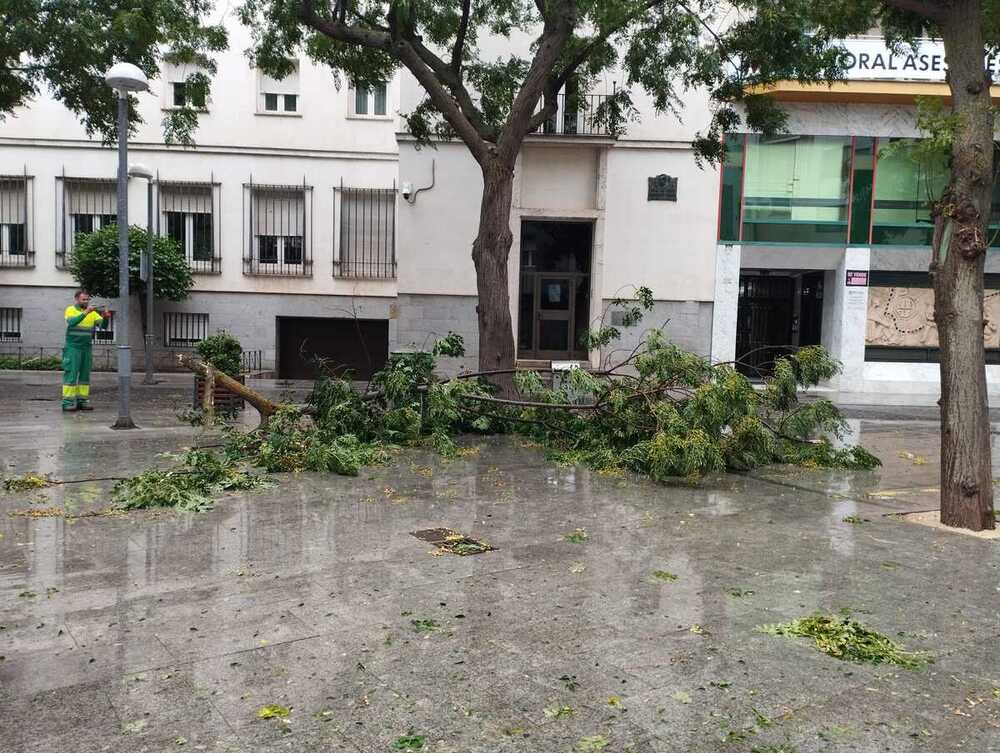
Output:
(838, 38), (1000, 83)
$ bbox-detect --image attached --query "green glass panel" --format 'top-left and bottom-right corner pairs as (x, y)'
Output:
(719, 135), (743, 241)
(872, 138), (947, 246)
(849, 137), (874, 244)
(741, 135), (851, 244)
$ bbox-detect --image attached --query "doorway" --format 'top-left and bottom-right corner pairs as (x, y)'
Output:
(518, 220), (592, 361)
(735, 271), (823, 377)
(277, 317), (388, 380)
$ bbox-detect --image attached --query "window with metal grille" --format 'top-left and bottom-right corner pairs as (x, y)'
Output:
(353, 82), (388, 116)
(0, 308), (22, 342)
(163, 312), (209, 347)
(336, 187), (396, 279)
(0, 176), (31, 267)
(93, 313), (115, 343)
(245, 182), (312, 276)
(57, 177), (116, 268)
(159, 182), (219, 273)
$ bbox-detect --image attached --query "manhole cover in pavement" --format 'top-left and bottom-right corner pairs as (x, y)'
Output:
(410, 528), (496, 555)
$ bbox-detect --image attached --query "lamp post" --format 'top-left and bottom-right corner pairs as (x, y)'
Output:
(129, 163), (155, 385)
(104, 62), (148, 430)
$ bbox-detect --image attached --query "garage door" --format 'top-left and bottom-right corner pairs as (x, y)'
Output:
(277, 317), (389, 380)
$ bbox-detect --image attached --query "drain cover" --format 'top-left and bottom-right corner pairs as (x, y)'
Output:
(411, 528), (496, 555)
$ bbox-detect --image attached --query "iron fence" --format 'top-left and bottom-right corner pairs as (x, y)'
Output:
(0, 174), (32, 268)
(0, 345), (268, 374)
(335, 184), (396, 279)
(533, 93), (618, 137)
(244, 179), (313, 276)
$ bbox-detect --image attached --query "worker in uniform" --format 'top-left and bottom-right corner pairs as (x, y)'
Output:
(63, 289), (112, 412)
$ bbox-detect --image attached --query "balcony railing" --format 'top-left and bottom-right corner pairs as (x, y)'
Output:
(532, 93), (619, 137)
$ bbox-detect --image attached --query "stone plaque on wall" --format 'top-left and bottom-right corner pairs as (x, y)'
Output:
(866, 286), (1000, 348)
(647, 174), (678, 201)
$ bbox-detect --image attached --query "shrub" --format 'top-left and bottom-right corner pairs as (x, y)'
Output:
(195, 331), (243, 377)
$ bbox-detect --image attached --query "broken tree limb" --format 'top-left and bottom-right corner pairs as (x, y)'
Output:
(179, 354), (280, 426)
(201, 367), (215, 427)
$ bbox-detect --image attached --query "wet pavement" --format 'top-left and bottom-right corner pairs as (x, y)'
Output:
(1, 372), (998, 753)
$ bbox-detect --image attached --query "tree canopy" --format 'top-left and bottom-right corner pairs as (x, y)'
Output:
(1, 0), (226, 142)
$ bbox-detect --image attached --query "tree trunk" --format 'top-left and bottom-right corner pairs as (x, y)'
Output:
(933, 0), (996, 530)
(179, 354), (279, 427)
(472, 160), (517, 394)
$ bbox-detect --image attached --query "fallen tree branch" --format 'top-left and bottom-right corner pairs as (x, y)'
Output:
(178, 354), (280, 426)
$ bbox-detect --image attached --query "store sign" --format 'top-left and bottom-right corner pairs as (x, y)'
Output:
(647, 174), (678, 201)
(846, 270), (869, 287)
(839, 38), (1000, 83)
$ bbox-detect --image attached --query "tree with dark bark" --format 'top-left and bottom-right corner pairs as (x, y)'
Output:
(238, 0), (866, 383)
(831, 0), (997, 531)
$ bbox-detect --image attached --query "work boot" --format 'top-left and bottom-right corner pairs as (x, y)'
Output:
(76, 403), (94, 412)
(62, 405), (77, 413)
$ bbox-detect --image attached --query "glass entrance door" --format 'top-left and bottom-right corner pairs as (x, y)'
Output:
(518, 221), (592, 361)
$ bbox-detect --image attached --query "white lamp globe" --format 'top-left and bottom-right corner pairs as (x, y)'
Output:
(128, 163), (154, 180)
(104, 62), (149, 92)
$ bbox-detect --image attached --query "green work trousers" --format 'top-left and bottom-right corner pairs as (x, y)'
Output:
(62, 340), (93, 409)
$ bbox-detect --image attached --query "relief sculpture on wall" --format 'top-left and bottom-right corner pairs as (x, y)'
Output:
(866, 286), (1000, 348)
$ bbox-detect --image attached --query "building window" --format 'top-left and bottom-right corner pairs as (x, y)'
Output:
(336, 187), (396, 279)
(93, 313), (115, 343)
(871, 139), (949, 246)
(246, 182), (312, 276)
(353, 82), (388, 116)
(159, 182), (219, 273)
(740, 135), (852, 244)
(163, 312), (209, 347)
(0, 175), (31, 268)
(171, 81), (206, 109)
(0, 308), (21, 343)
(58, 177), (116, 268)
(259, 63), (300, 114)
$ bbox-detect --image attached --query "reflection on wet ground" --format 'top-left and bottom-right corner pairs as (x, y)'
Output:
(1, 373), (997, 752)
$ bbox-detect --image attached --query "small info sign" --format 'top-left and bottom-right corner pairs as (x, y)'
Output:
(845, 270), (869, 287)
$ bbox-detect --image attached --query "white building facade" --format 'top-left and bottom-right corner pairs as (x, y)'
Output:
(3, 28), (999, 395)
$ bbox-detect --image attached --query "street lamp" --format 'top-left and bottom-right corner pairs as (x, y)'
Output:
(129, 163), (156, 385)
(104, 62), (148, 430)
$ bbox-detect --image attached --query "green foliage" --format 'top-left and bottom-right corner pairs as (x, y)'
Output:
(652, 570), (678, 582)
(195, 331), (243, 377)
(391, 734), (426, 751)
(0, 355), (64, 371)
(68, 224), (194, 307)
(3, 472), (50, 492)
(111, 448), (268, 512)
(758, 612), (930, 669)
(1, 0), (226, 143)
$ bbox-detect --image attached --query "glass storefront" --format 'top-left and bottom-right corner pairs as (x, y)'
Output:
(871, 138), (948, 246)
(719, 133), (1000, 247)
(740, 135), (852, 244)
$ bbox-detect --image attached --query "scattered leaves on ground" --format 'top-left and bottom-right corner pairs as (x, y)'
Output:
(727, 588), (755, 598)
(563, 528), (589, 544)
(897, 451), (928, 465)
(842, 515), (868, 525)
(560, 674), (579, 691)
(757, 612), (929, 669)
(607, 695), (621, 707)
(3, 472), (50, 492)
(543, 705), (576, 719)
(570, 562), (586, 574)
(256, 704), (291, 719)
(671, 690), (692, 704)
(410, 618), (440, 633)
(575, 735), (610, 751)
(652, 570), (678, 582)
(689, 624), (706, 635)
(391, 733), (426, 750)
